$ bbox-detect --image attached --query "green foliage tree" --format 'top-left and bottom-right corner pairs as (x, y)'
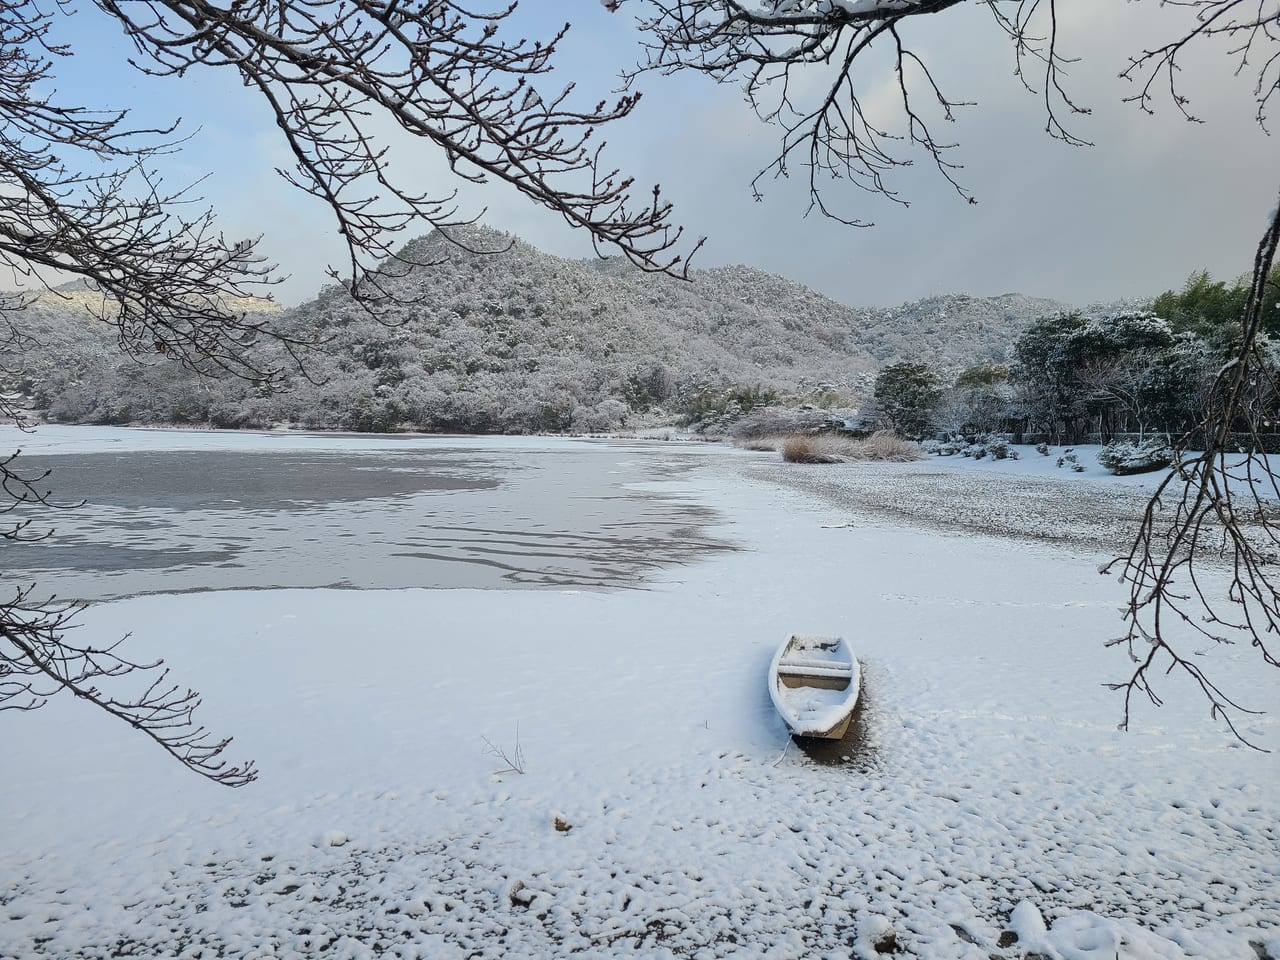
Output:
(954, 362), (1010, 391)
(873, 361), (940, 439)
(1152, 267), (1280, 339)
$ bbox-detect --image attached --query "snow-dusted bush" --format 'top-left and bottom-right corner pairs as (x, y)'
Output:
(1056, 450), (1078, 468)
(1035, 442), (1049, 456)
(822, 412), (875, 437)
(984, 436), (1010, 460)
(949, 433), (1016, 461)
(570, 399), (629, 434)
(1097, 437), (1174, 475)
(729, 406), (827, 440)
(922, 437), (961, 456)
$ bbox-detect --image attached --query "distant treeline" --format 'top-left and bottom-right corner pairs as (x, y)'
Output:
(4, 235), (1273, 439)
(868, 267), (1280, 445)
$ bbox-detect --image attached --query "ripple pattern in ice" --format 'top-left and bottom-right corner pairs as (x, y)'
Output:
(1, 445), (732, 600)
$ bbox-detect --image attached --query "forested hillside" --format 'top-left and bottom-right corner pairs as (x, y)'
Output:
(2, 227), (1070, 433)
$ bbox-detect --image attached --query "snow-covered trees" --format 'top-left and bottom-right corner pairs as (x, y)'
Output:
(3, 228), (896, 435)
(1006, 308), (1280, 449)
(937, 363), (1013, 438)
(872, 362), (940, 438)
(1008, 311), (1195, 444)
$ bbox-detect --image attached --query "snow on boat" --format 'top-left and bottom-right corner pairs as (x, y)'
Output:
(769, 634), (860, 740)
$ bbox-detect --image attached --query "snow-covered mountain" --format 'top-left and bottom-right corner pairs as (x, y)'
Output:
(2, 226), (1080, 432)
(294, 225), (1066, 377)
(854, 291), (1069, 365)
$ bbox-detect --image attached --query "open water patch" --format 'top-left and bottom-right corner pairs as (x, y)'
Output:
(2, 443), (734, 600)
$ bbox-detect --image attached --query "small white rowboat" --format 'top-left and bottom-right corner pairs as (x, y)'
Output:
(768, 634), (860, 740)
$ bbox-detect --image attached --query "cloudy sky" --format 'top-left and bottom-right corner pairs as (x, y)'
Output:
(39, 1), (1279, 309)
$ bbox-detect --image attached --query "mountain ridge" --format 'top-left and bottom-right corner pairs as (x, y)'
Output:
(300, 224), (1073, 375)
(3, 226), (1104, 433)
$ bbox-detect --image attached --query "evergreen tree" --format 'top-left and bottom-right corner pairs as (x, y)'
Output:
(873, 362), (940, 439)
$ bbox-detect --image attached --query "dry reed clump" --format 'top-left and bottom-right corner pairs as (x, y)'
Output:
(781, 435), (844, 463)
(781, 431), (922, 464)
(855, 431), (924, 462)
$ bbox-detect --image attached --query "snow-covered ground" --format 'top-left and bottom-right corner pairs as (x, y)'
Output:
(2, 427), (1277, 960)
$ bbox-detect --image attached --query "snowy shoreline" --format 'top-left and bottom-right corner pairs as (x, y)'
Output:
(2, 428), (1277, 959)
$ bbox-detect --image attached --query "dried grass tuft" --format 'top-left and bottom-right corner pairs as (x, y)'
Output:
(855, 430), (924, 462)
(781, 436), (844, 463)
(780, 430), (922, 464)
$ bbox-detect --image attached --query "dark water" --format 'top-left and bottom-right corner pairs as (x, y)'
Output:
(1, 443), (734, 601)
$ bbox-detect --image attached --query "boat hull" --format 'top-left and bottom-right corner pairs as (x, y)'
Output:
(769, 634), (860, 740)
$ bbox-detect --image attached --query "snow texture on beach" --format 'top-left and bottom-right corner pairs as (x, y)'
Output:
(2, 427), (1277, 959)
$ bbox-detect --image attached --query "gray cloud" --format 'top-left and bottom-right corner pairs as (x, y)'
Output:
(63, 2), (1274, 312)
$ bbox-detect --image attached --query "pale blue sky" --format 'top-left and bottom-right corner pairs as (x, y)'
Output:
(38, 1), (1280, 309)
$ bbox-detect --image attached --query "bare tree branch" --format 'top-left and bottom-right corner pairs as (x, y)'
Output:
(1120, 0), (1280, 128)
(621, 0), (1095, 222)
(623, 0), (1280, 741)
(93, 0), (702, 290)
(1, 0), (701, 784)
(0, 586), (257, 785)
(0, 0), (294, 385)
(1103, 189), (1280, 749)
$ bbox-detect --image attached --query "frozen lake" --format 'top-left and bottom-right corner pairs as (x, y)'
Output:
(3, 427), (1277, 960)
(1, 437), (734, 600)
